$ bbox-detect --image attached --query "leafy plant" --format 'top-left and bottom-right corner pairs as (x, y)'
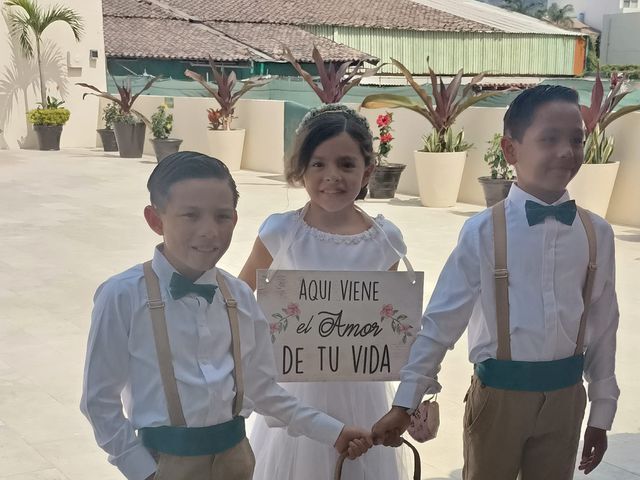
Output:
(484, 133), (514, 179)
(584, 124), (615, 165)
(5, 0), (83, 106)
(77, 75), (161, 125)
(374, 112), (393, 165)
(207, 108), (224, 130)
(37, 95), (64, 109)
(362, 58), (501, 152)
(102, 102), (120, 130)
(284, 46), (382, 104)
(580, 69), (640, 163)
(422, 127), (471, 153)
(150, 105), (173, 139)
(185, 58), (269, 130)
(27, 106), (70, 125)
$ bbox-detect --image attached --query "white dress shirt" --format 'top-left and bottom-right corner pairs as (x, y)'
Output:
(394, 185), (620, 430)
(81, 247), (344, 480)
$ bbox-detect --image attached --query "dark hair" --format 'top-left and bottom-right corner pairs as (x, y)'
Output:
(504, 85), (580, 141)
(287, 109), (375, 200)
(147, 151), (239, 209)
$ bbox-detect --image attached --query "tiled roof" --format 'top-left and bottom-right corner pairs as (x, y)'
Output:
(102, 0), (377, 63)
(208, 22), (376, 62)
(102, 0), (176, 19)
(103, 17), (255, 61)
(156, 0), (496, 32)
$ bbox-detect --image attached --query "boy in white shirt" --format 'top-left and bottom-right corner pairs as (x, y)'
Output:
(81, 152), (372, 480)
(372, 85), (620, 479)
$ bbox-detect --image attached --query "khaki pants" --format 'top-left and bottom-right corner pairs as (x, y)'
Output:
(153, 438), (255, 480)
(463, 376), (587, 480)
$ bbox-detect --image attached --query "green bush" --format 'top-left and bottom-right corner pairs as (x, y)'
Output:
(102, 102), (120, 130)
(27, 108), (70, 126)
(601, 64), (640, 80)
(151, 105), (173, 139)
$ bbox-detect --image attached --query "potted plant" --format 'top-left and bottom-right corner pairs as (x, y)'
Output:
(568, 70), (640, 216)
(27, 96), (70, 150)
(369, 112), (406, 198)
(185, 58), (269, 171)
(284, 46), (382, 104)
(77, 75), (161, 158)
(97, 102), (119, 152)
(478, 133), (515, 206)
(361, 59), (501, 207)
(150, 105), (182, 162)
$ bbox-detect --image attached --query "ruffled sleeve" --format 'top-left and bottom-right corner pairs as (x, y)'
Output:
(258, 211), (299, 258)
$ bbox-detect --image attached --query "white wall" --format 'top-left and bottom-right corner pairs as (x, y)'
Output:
(98, 96), (285, 174)
(0, 0), (106, 149)
(601, 12), (640, 64)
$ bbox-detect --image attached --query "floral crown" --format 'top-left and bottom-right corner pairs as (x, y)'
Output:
(295, 103), (371, 135)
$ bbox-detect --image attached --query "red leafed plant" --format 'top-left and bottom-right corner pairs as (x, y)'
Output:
(185, 58), (270, 130)
(77, 75), (161, 124)
(361, 58), (502, 152)
(580, 69), (640, 164)
(284, 46), (382, 104)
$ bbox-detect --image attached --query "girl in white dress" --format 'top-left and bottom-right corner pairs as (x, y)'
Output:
(239, 104), (408, 480)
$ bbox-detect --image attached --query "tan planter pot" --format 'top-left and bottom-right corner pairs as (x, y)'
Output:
(206, 129), (246, 171)
(413, 151), (467, 207)
(567, 162), (620, 218)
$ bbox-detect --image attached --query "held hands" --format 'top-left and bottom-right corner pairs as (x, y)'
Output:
(371, 406), (411, 447)
(334, 426), (374, 459)
(579, 426), (608, 475)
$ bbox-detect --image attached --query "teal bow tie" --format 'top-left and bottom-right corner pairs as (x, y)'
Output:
(169, 272), (217, 303)
(525, 200), (577, 226)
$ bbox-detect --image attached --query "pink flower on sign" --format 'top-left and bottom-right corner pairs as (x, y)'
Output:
(269, 322), (279, 334)
(380, 304), (394, 318)
(284, 303), (301, 317)
(398, 324), (412, 333)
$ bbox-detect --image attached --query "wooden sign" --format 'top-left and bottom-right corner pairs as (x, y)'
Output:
(257, 270), (424, 382)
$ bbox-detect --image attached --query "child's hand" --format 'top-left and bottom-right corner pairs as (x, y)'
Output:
(579, 426), (608, 474)
(334, 426), (373, 459)
(371, 406), (411, 446)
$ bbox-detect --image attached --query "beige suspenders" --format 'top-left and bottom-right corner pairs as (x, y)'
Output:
(491, 201), (598, 360)
(142, 261), (244, 426)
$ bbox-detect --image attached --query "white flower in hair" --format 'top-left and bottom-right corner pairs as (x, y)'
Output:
(295, 103), (371, 135)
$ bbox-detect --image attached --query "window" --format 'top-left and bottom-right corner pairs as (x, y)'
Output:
(623, 0), (639, 7)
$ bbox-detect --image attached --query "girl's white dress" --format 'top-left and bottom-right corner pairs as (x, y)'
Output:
(249, 209), (408, 480)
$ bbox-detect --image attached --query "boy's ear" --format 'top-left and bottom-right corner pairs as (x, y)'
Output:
(501, 135), (518, 167)
(144, 205), (164, 236)
(232, 209), (238, 227)
(362, 163), (375, 188)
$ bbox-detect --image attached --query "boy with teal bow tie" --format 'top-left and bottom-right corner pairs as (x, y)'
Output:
(372, 85), (620, 479)
(80, 152), (372, 480)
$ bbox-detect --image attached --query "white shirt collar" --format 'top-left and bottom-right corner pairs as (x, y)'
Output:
(507, 183), (571, 207)
(151, 244), (219, 294)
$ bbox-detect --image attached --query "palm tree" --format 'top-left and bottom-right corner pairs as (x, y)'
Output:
(545, 2), (575, 28)
(502, 0), (546, 18)
(4, 0), (83, 106)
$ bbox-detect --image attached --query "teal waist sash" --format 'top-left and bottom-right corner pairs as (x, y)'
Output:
(474, 354), (584, 392)
(139, 416), (245, 457)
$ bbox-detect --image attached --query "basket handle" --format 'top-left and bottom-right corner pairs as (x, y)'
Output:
(333, 438), (421, 480)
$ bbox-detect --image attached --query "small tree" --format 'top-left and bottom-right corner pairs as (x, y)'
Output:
(4, 0), (83, 106)
(545, 2), (574, 28)
(501, 0), (545, 18)
(284, 46), (382, 104)
(185, 58), (269, 130)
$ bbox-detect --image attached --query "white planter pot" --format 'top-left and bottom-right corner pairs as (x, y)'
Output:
(413, 151), (467, 207)
(567, 162), (620, 218)
(206, 129), (246, 171)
